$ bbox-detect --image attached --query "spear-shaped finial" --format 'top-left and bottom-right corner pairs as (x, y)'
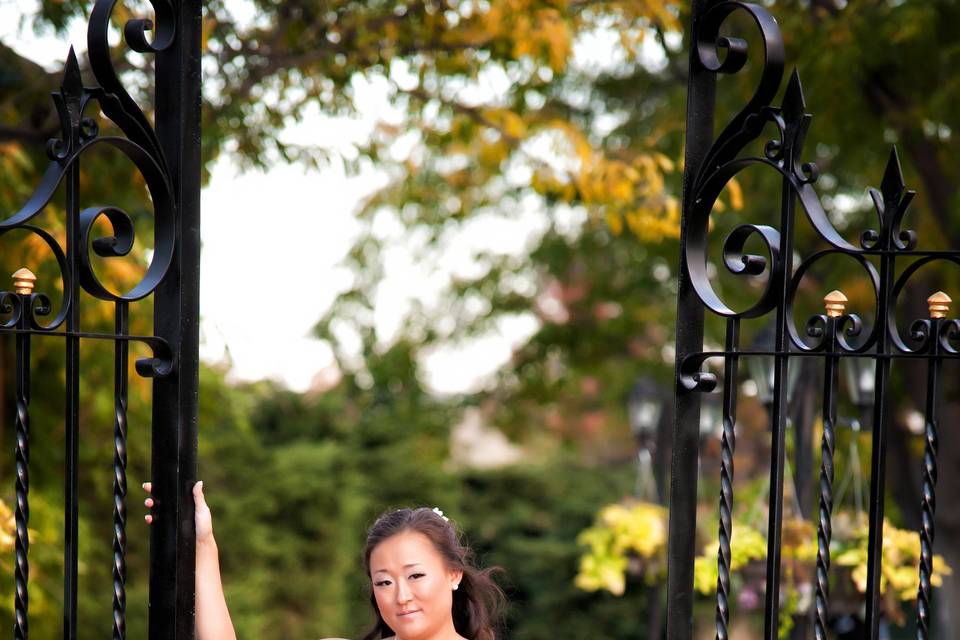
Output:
(879, 146), (906, 205)
(61, 46), (82, 97)
(781, 68), (807, 124)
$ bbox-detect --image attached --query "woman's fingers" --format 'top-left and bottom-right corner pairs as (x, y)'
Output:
(141, 482), (212, 536)
(143, 482), (154, 524)
(193, 481), (214, 543)
(193, 480), (206, 507)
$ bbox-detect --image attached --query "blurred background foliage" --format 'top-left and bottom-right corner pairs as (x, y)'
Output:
(1, 0), (960, 638)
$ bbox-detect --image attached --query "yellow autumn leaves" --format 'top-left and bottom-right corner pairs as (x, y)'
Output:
(0, 499), (16, 555)
(835, 518), (952, 602)
(692, 522), (772, 595)
(482, 1), (572, 72)
(575, 501), (667, 595)
(531, 132), (681, 241)
(409, 0), (692, 240)
(576, 503), (952, 612)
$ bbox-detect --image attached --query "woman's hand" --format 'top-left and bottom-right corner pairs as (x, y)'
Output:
(143, 481), (215, 545)
(143, 481), (236, 640)
(193, 482), (214, 544)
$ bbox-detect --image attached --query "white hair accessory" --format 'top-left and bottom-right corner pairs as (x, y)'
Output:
(432, 507), (449, 522)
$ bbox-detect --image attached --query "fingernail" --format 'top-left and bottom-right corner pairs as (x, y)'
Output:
(197, 481), (203, 491)
(145, 515), (152, 523)
(144, 498), (153, 507)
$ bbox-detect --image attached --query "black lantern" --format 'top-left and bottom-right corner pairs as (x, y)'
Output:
(843, 356), (875, 427)
(699, 391), (722, 439)
(627, 377), (664, 443)
(627, 377), (666, 502)
(747, 320), (801, 411)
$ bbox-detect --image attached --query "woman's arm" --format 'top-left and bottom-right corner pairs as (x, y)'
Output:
(192, 482), (237, 640)
(144, 481), (237, 640)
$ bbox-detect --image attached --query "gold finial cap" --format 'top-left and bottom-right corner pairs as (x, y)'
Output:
(824, 290), (847, 318)
(928, 291), (952, 319)
(11, 268), (36, 295)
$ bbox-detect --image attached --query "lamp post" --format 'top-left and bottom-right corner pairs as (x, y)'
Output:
(747, 320), (802, 411)
(628, 378), (665, 503)
(699, 391), (722, 440)
(628, 378), (663, 445)
(627, 376), (665, 640)
(843, 356), (875, 430)
(747, 320), (810, 518)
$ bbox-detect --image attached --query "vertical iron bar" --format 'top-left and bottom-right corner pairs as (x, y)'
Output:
(64, 133), (81, 640)
(762, 156), (797, 640)
(864, 257), (894, 637)
(715, 318), (740, 640)
(150, 1), (201, 638)
(665, 0), (715, 636)
(814, 319), (839, 640)
(14, 294), (31, 640)
(113, 301), (129, 640)
(915, 319), (941, 640)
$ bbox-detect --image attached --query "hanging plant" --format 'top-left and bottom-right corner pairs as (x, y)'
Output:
(576, 501), (951, 630)
(574, 500), (668, 595)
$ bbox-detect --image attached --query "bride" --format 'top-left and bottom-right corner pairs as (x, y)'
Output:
(144, 482), (506, 640)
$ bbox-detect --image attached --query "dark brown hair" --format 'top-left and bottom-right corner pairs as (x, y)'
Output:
(360, 507), (506, 640)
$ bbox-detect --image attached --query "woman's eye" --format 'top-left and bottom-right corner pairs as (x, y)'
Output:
(374, 580), (391, 587)
(409, 573), (425, 580)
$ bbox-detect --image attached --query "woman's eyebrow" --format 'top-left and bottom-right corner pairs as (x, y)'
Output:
(373, 562), (423, 574)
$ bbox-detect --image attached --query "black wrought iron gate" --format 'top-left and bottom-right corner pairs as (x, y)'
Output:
(2, 1), (200, 638)
(667, 2), (959, 639)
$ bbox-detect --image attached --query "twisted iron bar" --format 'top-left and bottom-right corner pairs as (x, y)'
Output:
(814, 313), (839, 640)
(113, 302), (129, 640)
(915, 318), (942, 640)
(14, 290), (31, 640)
(714, 319), (740, 640)
(814, 421), (834, 640)
(715, 412), (735, 640)
(916, 413), (937, 639)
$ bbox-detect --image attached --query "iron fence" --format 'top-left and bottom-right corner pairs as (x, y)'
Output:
(667, 2), (959, 639)
(0, 1), (200, 638)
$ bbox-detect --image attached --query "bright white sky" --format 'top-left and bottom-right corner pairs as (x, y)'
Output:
(0, 1), (667, 393)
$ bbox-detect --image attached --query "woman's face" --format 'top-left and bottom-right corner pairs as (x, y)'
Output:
(370, 530), (463, 640)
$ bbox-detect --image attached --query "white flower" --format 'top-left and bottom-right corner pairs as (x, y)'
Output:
(432, 507), (449, 522)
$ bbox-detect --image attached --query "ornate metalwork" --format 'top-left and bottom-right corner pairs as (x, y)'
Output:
(0, 1), (199, 638)
(667, 2), (960, 639)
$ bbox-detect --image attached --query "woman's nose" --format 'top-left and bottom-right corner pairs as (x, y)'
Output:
(396, 581), (413, 603)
